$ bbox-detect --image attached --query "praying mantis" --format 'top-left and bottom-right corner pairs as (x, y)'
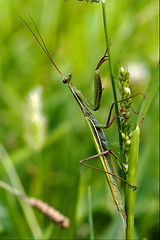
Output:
(20, 14), (142, 223)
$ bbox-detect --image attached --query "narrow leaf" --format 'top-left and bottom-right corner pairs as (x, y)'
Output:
(137, 62), (159, 126)
(125, 126), (140, 239)
(88, 186), (94, 240)
(0, 144), (42, 238)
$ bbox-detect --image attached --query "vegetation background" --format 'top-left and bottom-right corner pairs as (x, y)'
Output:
(0, 0), (159, 239)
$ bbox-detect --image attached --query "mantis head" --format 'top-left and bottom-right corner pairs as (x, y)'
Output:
(63, 73), (72, 84)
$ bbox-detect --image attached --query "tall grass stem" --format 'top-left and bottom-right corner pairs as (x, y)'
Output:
(101, 1), (123, 156)
(88, 186), (94, 239)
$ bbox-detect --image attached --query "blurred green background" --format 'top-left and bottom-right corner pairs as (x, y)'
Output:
(0, 0), (159, 239)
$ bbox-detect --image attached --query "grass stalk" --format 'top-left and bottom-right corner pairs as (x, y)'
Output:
(101, 0), (123, 155)
(101, 2), (139, 238)
(0, 144), (43, 238)
(125, 126), (140, 239)
(125, 63), (159, 238)
(88, 186), (94, 239)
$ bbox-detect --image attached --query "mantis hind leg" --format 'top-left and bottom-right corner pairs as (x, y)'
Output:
(79, 150), (137, 191)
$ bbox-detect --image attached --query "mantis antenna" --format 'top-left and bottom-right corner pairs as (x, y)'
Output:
(19, 13), (65, 79)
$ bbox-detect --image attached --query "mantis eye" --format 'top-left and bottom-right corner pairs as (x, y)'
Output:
(63, 73), (72, 84)
(63, 78), (68, 84)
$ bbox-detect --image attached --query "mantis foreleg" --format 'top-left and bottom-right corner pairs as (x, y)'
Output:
(75, 47), (110, 111)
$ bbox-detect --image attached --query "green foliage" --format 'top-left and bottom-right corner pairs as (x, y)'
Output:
(0, 0), (159, 239)
(124, 62), (159, 239)
(65, 0), (100, 2)
(125, 126), (140, 239)
(77, 0), (100, 2)
(137, 63), (159, 126)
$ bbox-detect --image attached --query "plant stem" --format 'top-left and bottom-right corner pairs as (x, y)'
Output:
(101, 3), (139, 239)
(125, 126), (140, 239)
(101, 0), (123, 156)
(0, 144), (42, 238)
(88, 186), (94, 240)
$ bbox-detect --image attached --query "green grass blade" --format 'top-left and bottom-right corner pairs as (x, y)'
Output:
(125, 126), (140, 239)
(137, 62), (159, 126)
(101, 0), (123, 157)
(0, 144), (43, 238)
(88, 186), (94, 240)
(125, 62), (159, 238)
